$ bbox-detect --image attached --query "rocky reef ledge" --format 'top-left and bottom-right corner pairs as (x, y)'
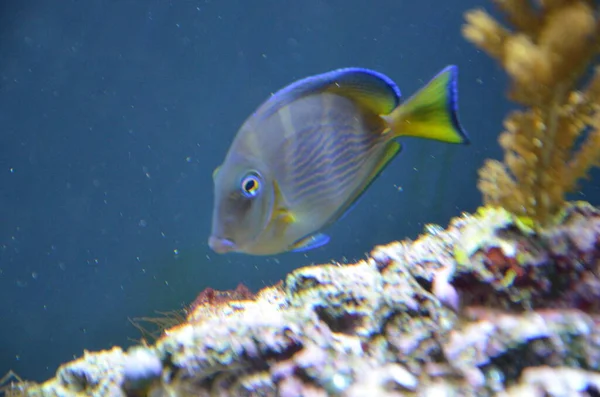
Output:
(7, 203), (600, 396)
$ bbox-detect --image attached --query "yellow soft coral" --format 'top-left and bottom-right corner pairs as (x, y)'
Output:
(463, 0), (600, 227)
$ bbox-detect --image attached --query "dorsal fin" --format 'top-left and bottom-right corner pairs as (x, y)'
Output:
(257, 68), (402, 120)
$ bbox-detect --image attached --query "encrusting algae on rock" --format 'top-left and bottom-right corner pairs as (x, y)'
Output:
(3, 0), (600, 396)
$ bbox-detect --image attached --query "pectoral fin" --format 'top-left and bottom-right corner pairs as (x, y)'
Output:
(268, 180), (297, 235)
(275, 208), (295, 225)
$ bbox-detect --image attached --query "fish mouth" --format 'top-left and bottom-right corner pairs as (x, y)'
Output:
(208, 236), (237, 254)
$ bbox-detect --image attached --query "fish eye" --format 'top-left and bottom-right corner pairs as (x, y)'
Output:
(240, 172), (261, 198)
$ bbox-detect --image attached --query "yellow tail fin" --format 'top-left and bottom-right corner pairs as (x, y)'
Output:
(383, 65), (469, 144)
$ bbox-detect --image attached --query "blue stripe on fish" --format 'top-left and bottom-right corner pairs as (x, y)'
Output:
(442, 66), (470, 145)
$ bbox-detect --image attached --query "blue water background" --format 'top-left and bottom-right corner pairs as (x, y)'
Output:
(1, 0), (598, 382)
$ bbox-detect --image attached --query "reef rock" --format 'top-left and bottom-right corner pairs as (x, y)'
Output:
(5, 202), (600, 397)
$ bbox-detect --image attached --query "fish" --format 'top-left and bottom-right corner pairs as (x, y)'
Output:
(208, 65), (469, 255)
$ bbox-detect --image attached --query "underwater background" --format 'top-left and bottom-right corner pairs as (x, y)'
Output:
(1, 0), (598, 383)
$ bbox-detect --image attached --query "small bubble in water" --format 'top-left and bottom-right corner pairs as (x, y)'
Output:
(31, 272), (38, 280)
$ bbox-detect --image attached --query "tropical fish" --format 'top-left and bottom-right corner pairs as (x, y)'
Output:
(208, 65), (469, 255)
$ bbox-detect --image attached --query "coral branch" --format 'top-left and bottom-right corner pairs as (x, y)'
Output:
(464, 0), (600, 226)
